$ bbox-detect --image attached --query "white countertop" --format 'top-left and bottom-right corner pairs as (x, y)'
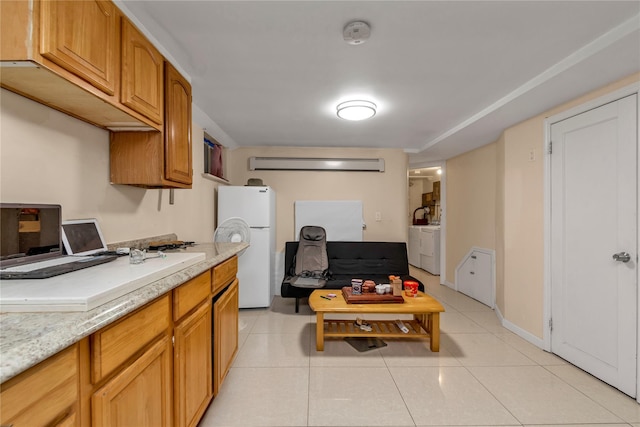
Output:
(410, 225), (441, 230)
(0, 252), (206, 312)
(0, 242), (247, 384)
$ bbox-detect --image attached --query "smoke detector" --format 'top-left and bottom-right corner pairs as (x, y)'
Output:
(343, 21), (371, 45)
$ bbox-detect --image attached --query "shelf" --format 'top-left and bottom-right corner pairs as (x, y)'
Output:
(323, 318), (429, 340)
(201, 173), (229, 185)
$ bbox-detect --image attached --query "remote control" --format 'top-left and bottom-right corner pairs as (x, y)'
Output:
(395, 319), (409, 333)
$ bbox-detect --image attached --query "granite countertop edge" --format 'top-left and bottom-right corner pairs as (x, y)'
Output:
(0, 242), (247, 384)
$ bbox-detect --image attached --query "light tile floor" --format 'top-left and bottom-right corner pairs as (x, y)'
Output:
(199, 268), (640, 427)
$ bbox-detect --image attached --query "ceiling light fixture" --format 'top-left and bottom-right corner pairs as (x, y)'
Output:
(336, 100), (377, 121)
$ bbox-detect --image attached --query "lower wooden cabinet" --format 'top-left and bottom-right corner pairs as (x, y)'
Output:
(92, 335), (173, 427)
(91, 294), (171, 383)
(214, 278), (239, 395)
(0, 344), (79, 427)
(174, 300), (213, 427)
(1, 260), (240, 427)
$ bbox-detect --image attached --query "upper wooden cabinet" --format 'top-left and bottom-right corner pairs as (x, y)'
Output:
(433, 181), (441, 200)
(0, 0), (160, 131)
(121, 18), (164, 125)
(40, 0), (119, 96)
(110, 61), (192, 188)
(164, 62), (193, 184)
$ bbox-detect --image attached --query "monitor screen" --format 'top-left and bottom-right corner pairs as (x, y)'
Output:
(0, 204), (62, 268)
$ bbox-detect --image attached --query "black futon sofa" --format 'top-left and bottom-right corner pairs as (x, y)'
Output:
(281, 241), (424, 312)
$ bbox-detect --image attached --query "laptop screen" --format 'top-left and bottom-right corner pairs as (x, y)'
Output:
(61, 219), (108, 256)
(0, 204), (63, 268)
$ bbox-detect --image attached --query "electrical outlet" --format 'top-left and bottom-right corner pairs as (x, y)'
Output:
(528, 149), (536, 162)
(375, 212), (382, 222)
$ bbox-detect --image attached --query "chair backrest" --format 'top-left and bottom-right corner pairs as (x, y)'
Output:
(294, 225), (329, 277)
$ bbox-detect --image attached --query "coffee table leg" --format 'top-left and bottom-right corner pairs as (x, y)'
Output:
(316, 312), (325, 351)
(429, 313), (440, 352)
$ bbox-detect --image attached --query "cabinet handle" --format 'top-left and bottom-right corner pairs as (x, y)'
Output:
(471, 255), (477, 259)
(470, 271), (475, 275)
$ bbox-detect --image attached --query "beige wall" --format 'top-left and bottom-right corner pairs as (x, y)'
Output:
(447, 72), (640, 340)
(500, 118), (545, 336)
(225, 146), (409, 254)
(495, 133), (506, 312)
(498, 72), (640, 338)
(445, 142), (497, 282)
(0, 89), (218, 245)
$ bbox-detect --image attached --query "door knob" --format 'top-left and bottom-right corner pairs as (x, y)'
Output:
(612, 252), (631, 263)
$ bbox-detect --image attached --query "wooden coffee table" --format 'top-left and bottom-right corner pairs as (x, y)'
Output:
(309, 289), (445, 352)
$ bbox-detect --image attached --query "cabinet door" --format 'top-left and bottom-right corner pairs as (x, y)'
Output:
(91, 294), (170, 383)
(433, 181), (441, 200)
(213, 279), (239, 396)
(40, 0), (119, 95)
(0, 345), (79, 427)
(212, 256), (238, 296)
(92, 336), (172, 427)
(121, 18), (163, 124)
(419, 229), (434, 256)
(174, 301), (213, 427)
(164, 62), (192, 185)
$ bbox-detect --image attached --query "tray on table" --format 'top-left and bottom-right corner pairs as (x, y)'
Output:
(341, 287), (404, 304)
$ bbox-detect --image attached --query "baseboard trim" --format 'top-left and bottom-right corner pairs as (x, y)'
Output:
(494, 305), (545, 349)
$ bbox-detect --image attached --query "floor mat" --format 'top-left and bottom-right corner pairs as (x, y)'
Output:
(344, 337), (387, 352)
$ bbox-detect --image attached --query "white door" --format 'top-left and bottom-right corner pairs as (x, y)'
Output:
(550, 94), (637, 397)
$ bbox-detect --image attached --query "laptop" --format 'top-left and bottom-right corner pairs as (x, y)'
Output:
(0, 204), (117, 279)
(61, 218), (111, 256)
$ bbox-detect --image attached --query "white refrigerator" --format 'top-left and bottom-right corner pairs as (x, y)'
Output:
(217, 186), (276, 308)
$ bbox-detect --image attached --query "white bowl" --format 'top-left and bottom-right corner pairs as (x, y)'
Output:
(375, 284), (385, 295)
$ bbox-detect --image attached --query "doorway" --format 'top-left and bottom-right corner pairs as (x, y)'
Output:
(408, 165), (446, 284)
(546, 90), (638, 397)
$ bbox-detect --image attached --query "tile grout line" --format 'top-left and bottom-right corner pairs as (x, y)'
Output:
(540, 363), (629, 424)
(462, 364), (525, 427)
(382, 347), (419, 427)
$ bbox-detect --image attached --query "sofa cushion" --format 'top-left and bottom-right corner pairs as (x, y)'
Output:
(326, 242), (410, 276)
(281, 241), (423, 299)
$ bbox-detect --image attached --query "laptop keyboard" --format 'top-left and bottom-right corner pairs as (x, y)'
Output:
(1, 256), (91, 272)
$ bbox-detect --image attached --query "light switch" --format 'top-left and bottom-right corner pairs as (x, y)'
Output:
(375, 212), (382, 221)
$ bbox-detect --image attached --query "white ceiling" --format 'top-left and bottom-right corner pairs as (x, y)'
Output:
(118, 1), (640, 166)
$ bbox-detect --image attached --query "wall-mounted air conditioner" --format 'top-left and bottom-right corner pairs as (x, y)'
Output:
(248, 157), (385, 172)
